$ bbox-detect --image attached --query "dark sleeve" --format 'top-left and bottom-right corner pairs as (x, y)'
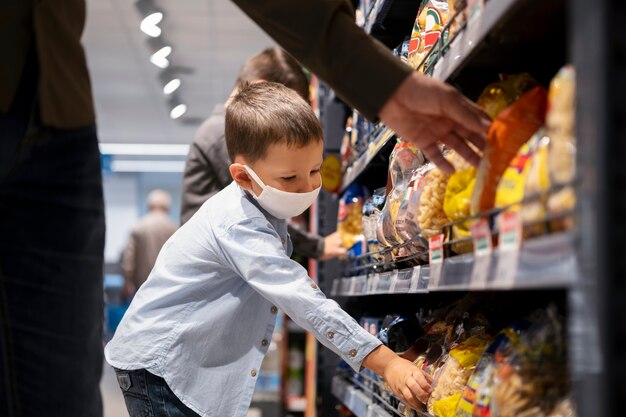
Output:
(231, 0), (412, 121)
(180, 135), (232, 225)
(288, 223), (325, 259)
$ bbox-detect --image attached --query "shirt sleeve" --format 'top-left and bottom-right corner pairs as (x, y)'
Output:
(231, 0), (412, 121)
(216, 217), (382, 372)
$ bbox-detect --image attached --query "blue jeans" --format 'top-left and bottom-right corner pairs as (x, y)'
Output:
(114, 368), (200, 417)
(0, 48), (105, 416)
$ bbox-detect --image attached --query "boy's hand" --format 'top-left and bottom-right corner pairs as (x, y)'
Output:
(383, 356), (433, 409)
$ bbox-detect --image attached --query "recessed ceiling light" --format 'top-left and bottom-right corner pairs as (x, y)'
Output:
(170, 104), (187, 119)
(163, 78), (181, 95)
(150, 46), (172, 68)
(140, 12), (163, 37)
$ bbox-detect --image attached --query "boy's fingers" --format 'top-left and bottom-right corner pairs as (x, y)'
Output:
(443, 90), (491, 138)
(412, 370), (433, 393)
(406, 375), (429, 404)
(457, 124), (488, 151)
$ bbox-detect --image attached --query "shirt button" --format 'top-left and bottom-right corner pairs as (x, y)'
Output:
(271, 306), (278, 314)
(251, 369), (257, 377)
(348, 349), (357, 357)
(311, 283), (318, 290)
(281, 238), (286, 245)
(326, 331), (334, 339)
(261, 339), (269, 347)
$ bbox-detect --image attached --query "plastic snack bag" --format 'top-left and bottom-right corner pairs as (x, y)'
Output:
(546, 66), (576, 230)
(476, 73), (540, 119)
(338, 184), (369, 250)
(471, 86), (548, 215)
(407, 0), (449, 70)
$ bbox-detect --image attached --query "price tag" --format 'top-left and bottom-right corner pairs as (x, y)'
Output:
(409, 265), (422, 293)
(331, 279), (340, 297)
(377, 272), (393, 294)
(353, 275), (367, 295)
(367, 274), (380, 294)
(470, 218), (493, 288)
(428, 234), (445, 288)
(348, 277), (357, 295)
(495, 211), (522, 287)
(388, 270), (400, 293)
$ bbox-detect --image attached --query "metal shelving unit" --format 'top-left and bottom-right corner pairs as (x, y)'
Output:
(313, 0), (622, 416)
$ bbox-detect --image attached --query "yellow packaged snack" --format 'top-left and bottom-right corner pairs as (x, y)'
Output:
(546, 66), (576, 230)
(476, 73), (540, 119)
(443, 167), (476, 254)
(433, 392), (463, 417)
(407, 0), (449, 70)
(428, 336), (489, 415)
(494, 134), (541, 210)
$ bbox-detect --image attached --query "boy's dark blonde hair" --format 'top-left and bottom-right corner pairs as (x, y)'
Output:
(225, 82), (323, 163)
(236, 48), (310, 102)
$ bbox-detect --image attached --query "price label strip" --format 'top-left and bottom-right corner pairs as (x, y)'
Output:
(495, 211), (523, 287)
(388, 270), (400, 293)
(428, 234), (445, 289)
(409, 265), (422, 293)
(470, 218), (493, 288)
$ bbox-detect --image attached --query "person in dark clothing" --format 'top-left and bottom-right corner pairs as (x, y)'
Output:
(0, 1), (488, 416)
(181, 48), (345, 260)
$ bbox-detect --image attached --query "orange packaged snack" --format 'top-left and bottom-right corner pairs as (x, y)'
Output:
(471, 86), (548, 214)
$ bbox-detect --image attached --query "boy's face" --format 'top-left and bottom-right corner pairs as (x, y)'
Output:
(230, 139), (324, 195)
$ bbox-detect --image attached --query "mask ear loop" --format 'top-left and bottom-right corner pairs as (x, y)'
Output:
(242, 165), (267, 189)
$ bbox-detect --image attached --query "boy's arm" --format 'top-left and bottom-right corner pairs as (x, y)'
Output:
(216, 217), (431, 407)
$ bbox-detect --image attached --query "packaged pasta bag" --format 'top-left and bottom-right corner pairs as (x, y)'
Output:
(454, 320), (531, 417)
(491, 307), (568, 417)
(381, 141), (425, 246)
(396, 164), (433, 252)
(471, 86), (548, 215)
(363, 188), (387, 257)
(476, 73), (540, 119)
(428, 334), (490, 415)
(519, 129), (551, 236)
(443, 166), (476, 254)
(407, 0), (449, 70)
(546, 66), (576, 231)
(338, 184), (369, 250)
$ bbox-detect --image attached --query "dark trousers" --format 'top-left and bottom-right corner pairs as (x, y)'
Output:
(114, 368), (200, 417)
(0, 53), (105, 416)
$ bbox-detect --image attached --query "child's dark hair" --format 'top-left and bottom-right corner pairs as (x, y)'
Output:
(236, 48), (310, 103)
(225, 82), (323, 163)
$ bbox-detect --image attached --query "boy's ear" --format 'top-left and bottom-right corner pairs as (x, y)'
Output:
(229, 163), (253, 190)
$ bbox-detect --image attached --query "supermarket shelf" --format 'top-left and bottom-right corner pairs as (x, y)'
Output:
(340, 127), (396, 193)
(331, 232), (577, 296)
(429, 0), (521, 81)
(332, 373), (433, 417)
(287, 320), (306, 334)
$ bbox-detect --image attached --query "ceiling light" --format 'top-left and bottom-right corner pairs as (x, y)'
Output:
(111, 160), (186, 173)
(140, 12), (163, 37)
(150, 46), (172, 68)
(170, 104), (187, 119)
(163, 78), (181, 95)
(99, 143), (190, 156)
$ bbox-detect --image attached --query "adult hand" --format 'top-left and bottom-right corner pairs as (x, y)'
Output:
(383, 356), (433, 409)
(379, 72), (491, 173)
(319, 231), (347, 260)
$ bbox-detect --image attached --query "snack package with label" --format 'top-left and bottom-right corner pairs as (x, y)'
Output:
(419, 151), (470, 239)
(454, 320), (531, 417)
(471, 86), (548, 215)
(338, 184), (369, 251)
(546, 66), (576, 230)
(396, 164), (434, 253)
(363, 188), (387, 257)
(447, 0), (466, 38)
(443, 166), (476, 254)
(476, 73), (540, 119)
(380, 141), (425, 246)
(428, 335), (490, 415)
(491, 307), (569, 417)
(494, 133), (541, 209)
(407, 0), (449, 70)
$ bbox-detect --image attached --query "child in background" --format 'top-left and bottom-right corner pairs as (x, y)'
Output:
(105, 82), (432, 417)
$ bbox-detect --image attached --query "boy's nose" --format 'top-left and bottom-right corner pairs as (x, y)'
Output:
(298, 177), (320, 193)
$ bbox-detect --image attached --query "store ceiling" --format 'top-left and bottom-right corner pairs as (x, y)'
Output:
(83, 0), (274, 145)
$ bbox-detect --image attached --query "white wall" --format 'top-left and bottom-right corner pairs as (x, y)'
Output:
(103, 173), (139, 263)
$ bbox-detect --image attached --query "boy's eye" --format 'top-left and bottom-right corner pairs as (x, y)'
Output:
(310, 169), (321, 175)
(281, 176), (296, 182)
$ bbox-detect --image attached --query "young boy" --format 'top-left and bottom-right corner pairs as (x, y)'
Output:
(105, 82), (432, 417)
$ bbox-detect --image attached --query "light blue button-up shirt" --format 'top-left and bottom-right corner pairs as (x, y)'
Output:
(105, 182), (382, 417)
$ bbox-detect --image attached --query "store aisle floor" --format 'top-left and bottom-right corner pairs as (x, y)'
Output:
(101, 361), (129, 417)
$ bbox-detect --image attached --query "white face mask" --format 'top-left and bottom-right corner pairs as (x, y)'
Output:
(243, 165), (321, 219)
